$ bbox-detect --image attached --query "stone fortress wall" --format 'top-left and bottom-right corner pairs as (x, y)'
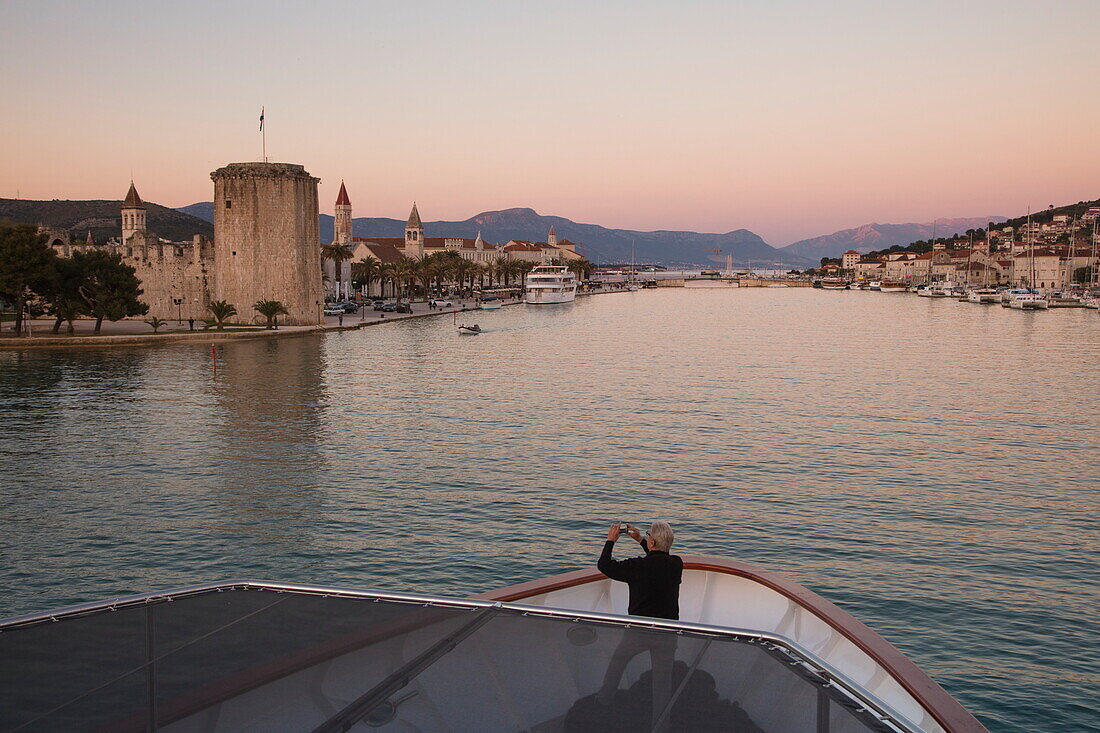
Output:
(211, 163), (323, 326)
(42, 161), (324, 326)
(43, 229), (214, 321)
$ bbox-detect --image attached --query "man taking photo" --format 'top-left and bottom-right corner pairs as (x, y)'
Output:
(597, 520), (683, 619)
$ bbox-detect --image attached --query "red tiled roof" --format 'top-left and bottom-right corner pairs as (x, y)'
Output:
(356, 243), (404, 263)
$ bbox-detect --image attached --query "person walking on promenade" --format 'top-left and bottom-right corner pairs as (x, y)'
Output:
(596, 521), (682, 728)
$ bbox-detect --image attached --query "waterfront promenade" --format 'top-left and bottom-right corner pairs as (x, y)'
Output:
(0, 286), (631, 348)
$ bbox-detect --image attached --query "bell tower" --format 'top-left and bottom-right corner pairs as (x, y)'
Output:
(547, 225), (557, 249)
(405, 202), (424, 259)
(121, 181), (146, 244)
(334, 181), (352, 243)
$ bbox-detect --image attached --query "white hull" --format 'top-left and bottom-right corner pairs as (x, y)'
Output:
(524, 290), (576, 304)
(490, 563), (977, 733)
(479, 301), (503, 310)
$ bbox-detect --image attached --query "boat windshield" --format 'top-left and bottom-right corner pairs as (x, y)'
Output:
(1, 583), (904, 732)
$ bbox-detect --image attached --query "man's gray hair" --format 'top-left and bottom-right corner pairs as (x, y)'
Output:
(648, 521), (674, 551)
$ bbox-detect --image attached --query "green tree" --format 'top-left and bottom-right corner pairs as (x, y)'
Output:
(41, 256), (89, 335)
(207, 300), (237, 330)
(71, 249), (148, 335)
(253, 299), (289, 329)
(1073, 265), (1095, 284)
(145, 316), (168, 333)
(0, 223), (56, 335)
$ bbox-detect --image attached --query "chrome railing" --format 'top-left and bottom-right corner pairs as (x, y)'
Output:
(2, 580), (922, 733)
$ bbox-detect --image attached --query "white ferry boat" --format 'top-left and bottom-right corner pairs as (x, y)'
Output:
(0, 557), (988, 732)
(524, 265), (577, 304)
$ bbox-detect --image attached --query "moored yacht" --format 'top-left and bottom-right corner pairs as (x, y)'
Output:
(999, 288), (1031, 307)
(819, 278), (848, 290)
(879, 280), (907, 292)
(524, 265), (577, 304)
(0, 557), (988, 732)
(1009, 293), (1049, 310)
(966, 288), (1000, 304)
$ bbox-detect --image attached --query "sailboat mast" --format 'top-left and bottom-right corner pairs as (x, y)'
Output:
(965, 232), (974, 287)
(1091, 219), (1099, 287)
(1027, 208), (1035, 290)
(927, 219), (937, 286)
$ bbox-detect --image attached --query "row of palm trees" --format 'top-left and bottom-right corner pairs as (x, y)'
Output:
(321, 247), (594, 300)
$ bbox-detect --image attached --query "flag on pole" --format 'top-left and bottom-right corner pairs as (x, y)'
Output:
(259, 107), (265, 132)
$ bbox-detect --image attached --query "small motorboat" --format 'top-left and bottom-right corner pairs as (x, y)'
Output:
(458, 324), (482, 335)
(480, 297), (504, 310)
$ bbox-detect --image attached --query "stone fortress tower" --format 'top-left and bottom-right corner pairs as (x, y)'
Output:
(333, 181), (352, 244)
(210, 162), (323, 326)
(121, 182), (147, 245)
(404, 203), (424, 259)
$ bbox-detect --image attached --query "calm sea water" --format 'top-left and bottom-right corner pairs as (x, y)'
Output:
(1, 289), (1097, 731)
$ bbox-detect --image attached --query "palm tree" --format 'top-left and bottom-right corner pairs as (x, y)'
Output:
(144, 316), (168, 333)
(568, 257), (593, 282)
(253, 299), (289, 329)
(392, 257), (418, 302)
(207, 300), (237, 330)
(471, 263), (489, 291)
(352, 256), (382, 298)
(453, 259), (472, 293)
(494, 256), (512, 286)
(321, 243), (354, 299)
(416, 254), (438, 299)
(378, 262), (396, 299)
(515, 260), (536, 292)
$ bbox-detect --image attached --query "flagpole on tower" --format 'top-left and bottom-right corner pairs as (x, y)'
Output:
(259, 107), (266, 162)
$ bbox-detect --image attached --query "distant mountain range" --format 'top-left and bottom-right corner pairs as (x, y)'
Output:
(4, 196), (1027, 268)
(178, 203), (794, 267)
(778, 217), (1008, 261)
(0, 198), (213, 243)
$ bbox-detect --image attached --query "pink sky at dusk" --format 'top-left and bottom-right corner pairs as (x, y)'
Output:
(1, 0), (1097, 245)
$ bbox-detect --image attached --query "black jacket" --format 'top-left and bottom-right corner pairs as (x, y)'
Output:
(597, 537), (683, 620)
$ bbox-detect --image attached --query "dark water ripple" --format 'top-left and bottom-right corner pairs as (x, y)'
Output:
(1, 289), (1098, 731)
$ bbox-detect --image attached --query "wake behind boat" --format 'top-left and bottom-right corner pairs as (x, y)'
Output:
(0, 556), (987, 733)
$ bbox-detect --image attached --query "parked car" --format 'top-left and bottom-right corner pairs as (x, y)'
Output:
(430, 299), (454, 308)
(381, 303), (397, 312)
(372, 300), (387, 311)
(395, 302), (413, 313)
(323, 305), (345, 316)
(337, 301), (359, 313)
